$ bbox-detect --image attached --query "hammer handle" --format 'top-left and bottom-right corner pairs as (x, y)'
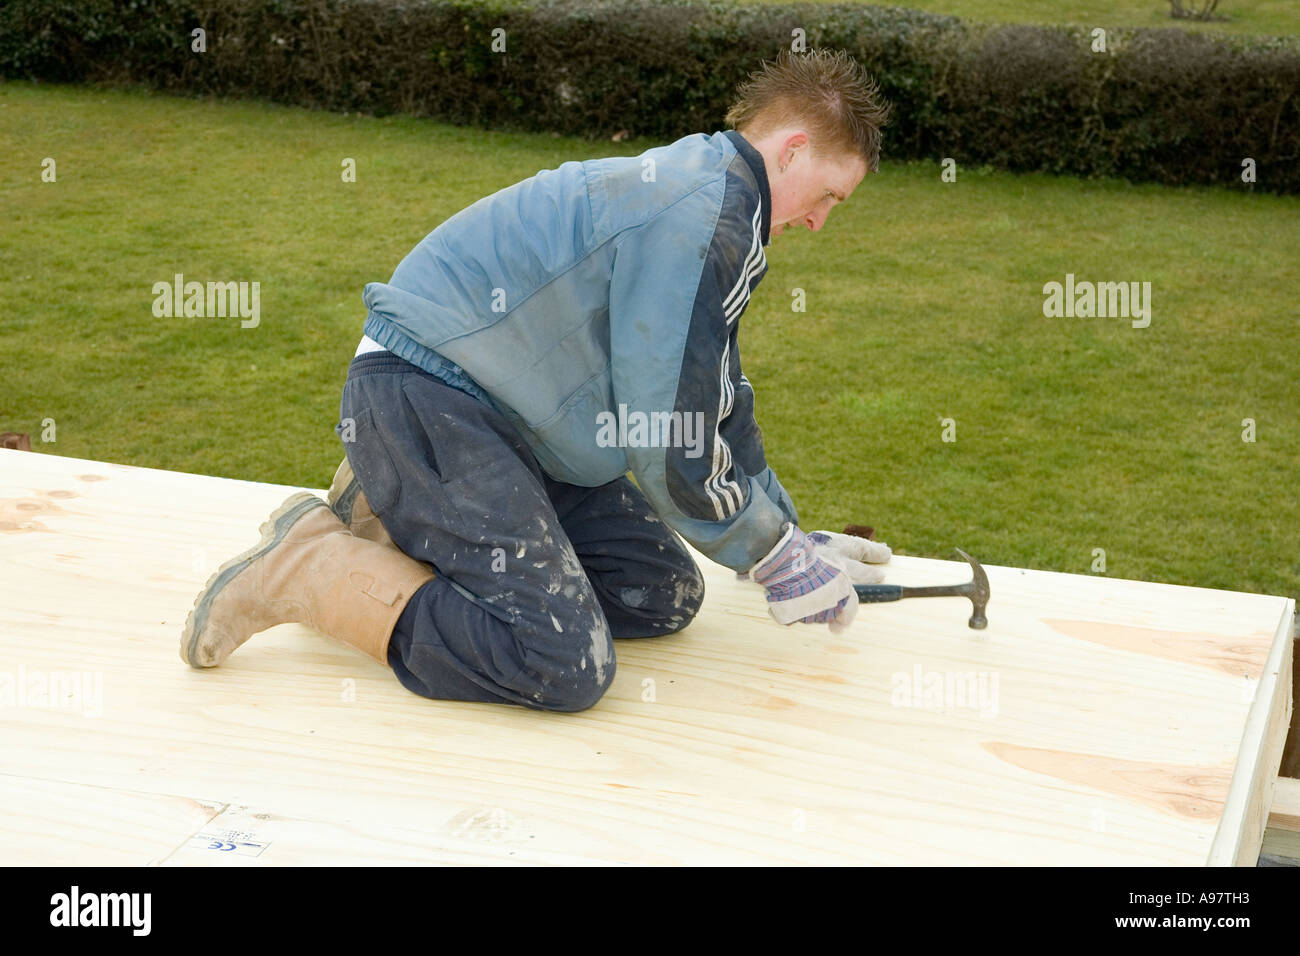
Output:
(853, 584), (904, 603)
(853, 584), (972, 602)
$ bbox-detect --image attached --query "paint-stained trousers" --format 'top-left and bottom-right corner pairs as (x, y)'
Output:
(337, 352), (705, 712)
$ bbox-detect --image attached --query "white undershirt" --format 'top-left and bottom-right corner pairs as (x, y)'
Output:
(355, 335), (389, 356)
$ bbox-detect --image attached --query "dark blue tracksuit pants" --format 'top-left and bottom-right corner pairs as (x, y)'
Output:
(338, 352), (705, 712)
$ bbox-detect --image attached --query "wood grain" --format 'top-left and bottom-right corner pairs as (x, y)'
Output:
(0, 448), (1293, 865)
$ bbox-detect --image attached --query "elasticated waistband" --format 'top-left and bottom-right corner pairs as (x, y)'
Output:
(345, 351), (428, 378)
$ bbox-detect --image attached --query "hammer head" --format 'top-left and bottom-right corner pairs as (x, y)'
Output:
(953, 548), (989, 629)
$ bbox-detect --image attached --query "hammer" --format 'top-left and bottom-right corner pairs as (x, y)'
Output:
(845, 528), (990, 629)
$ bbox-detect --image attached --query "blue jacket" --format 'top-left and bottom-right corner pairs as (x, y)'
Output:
(361, 129), (798, 571)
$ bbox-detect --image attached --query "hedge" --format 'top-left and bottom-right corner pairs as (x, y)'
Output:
(2, 0), (1297, 191)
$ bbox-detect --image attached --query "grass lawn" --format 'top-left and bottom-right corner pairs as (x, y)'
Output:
(756, 0), (1300, 36)
(2, 82), (1296, 599)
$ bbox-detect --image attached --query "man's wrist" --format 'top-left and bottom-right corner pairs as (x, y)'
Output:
(750, 522), (798, 581)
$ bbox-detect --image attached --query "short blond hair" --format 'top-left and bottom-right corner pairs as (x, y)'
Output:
(725, 48), (892, 172)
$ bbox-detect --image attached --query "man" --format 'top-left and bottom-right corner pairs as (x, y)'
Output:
(181, 48), (894, 712)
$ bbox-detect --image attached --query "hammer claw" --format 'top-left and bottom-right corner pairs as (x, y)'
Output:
(851, 547), (990, 630)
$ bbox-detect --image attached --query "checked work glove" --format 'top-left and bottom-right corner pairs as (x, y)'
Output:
(806, 530), (892, 585)
(750, 524), (859, 634)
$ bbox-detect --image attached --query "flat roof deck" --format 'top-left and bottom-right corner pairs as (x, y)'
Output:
(0, 449), (1292, 865)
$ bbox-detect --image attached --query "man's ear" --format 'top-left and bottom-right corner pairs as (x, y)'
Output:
(783, 131), (810, 162)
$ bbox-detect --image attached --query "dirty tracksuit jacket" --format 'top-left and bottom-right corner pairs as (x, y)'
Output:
(360, 129), (798, 572)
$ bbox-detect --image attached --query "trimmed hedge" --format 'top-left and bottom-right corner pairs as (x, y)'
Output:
(2, 0), (1297, 191)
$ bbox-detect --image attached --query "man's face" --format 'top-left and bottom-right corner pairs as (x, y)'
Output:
(768, 138), (867, 239)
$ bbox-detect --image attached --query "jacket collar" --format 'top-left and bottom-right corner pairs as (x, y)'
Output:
(723, 130), (772, 247)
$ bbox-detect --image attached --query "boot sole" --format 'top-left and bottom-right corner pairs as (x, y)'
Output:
(180, 492), (327, 668)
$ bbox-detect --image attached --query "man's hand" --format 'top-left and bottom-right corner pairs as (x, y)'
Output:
(750, 524), (858, 634)
(806, 530), (892, 584)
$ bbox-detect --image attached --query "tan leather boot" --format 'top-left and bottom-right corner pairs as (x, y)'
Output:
(327, 456), (394, 549)
(181, 492), (434, 668)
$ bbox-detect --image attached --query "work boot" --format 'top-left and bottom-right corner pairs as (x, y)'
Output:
(327, 456), (394, 549)
(181, 492), (434, 668)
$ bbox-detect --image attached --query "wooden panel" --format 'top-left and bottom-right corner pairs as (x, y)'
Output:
(0, 449), (1293, 865)
(0, 774), (219, 865)
(1281, 629), (1300, 778)
(1261, 777), (1300, 865)
(1208, 602), (1292, 865)
(159, 802), (603, 866)
(1267, 776), (1300, 832)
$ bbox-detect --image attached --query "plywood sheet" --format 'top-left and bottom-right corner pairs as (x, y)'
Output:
(1261, 776), (1300, 865)
(0, 774), (219, 865)
(1268, 776), (1300, 832)
(0, 449), (1293, 865)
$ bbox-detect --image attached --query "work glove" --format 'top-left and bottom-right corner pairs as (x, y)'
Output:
(806, 530), (892, 585)
(750, 524), (858, 634)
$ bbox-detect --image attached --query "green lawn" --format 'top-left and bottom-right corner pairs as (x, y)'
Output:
(2, 83), (1296, 599)
(764, 0), (1300, 36)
